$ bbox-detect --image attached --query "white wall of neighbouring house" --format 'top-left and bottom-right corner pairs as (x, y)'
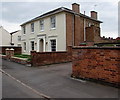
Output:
(0, 26), (11, 46)
(12, 30), (22, 47)
(21, 12), (66, 54)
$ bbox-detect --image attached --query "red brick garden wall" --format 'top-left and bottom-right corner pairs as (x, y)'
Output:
(72, 47), (120, 87)
(31, 46), (72, 66)
(0, 46), (22, 54)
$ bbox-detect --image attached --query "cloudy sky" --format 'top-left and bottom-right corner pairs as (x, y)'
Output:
(0, 0), (119, 38)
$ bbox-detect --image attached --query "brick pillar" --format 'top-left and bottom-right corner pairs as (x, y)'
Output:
(31, 51), (37, 66)
(6, 48), (14, 58)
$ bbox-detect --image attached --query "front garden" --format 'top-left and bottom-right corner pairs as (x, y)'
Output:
(14, 54), (31, 61)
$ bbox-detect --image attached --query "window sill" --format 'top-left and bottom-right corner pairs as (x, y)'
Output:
(50, 28), (56, 30)
(23, 50), (26, 52)
(31, 32), (34, 34)
(40, 30), (44, 32)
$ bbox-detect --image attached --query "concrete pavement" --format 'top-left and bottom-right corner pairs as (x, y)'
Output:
(2, 59), (119, 98)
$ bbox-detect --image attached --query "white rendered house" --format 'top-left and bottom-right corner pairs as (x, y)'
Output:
(21, 11), (66, 54)
(21, 3), (102, 54)
(10, 30), (22, 47)
(0, 26), (11, 46)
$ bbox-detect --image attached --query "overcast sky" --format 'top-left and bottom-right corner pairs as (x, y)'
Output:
(0, 0), (119, 38)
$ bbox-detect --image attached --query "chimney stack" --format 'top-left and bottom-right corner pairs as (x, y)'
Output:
(91, 11), (97, 19)
(72, 3), (80, 13)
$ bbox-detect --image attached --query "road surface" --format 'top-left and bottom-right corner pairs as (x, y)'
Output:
(2, 59), (119, 98)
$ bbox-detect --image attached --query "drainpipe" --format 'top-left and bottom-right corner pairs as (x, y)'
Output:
(84, 18), (86, 42)
(10, 33), (13, 45)
(72, 14), (75, 46)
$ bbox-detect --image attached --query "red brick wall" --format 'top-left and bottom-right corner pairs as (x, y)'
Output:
(74, 15), (81, 46)
(66, 13), (73, 46)
(0, 46), (22, 54)
(1, 55), (28, 65)
(86, 26), (94, 42)
(31, 46), (72, 66)
(66, 12), (102, 46)
(72, 47), (120, 87)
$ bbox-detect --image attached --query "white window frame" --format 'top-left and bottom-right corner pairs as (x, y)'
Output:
(23, 42), (26, 52)
(23, 26), (26, 34)
(40, 20), (44, 31)
(50, 16), (56, 29)
(88, 22), (91, 27)
(30, 41), (35, 51)
(18, 44), (21, 47)
(31, 23), (34, 33)
(18, 36), (21, 41)
(50, 39), (56, 52)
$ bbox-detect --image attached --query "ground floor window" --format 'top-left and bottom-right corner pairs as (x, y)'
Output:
(18, 44), (21, 47)
(23, 42), (26, 51)
(50, 39), (56, 52)
(31, 41), (34, 51)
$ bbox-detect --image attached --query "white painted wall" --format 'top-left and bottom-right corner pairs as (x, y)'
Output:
(21, 12), (66, 54)
(0, 26), (11, 46)
(12, 30), (22, 46)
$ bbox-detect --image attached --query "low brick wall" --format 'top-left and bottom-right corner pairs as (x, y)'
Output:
(31, 46), (72, 66)
(1, 55), (29, 65)
(72, 46), (120, 87)
(0, 46), (22, 54)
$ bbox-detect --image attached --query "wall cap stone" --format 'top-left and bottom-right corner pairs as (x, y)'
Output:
(72, 46), (120, 49)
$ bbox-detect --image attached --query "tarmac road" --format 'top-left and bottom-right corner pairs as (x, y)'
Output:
(2, 74), (43, 98)
(2, 59), (119, 98)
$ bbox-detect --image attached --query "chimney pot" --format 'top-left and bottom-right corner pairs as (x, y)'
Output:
(72, 3), (80, 13)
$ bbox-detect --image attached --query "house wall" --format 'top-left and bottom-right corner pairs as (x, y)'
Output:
(12, 30), (22, 46)
(72, 47), (120, 87)
(0, 26), (11, 46)
(66, 12), (100, 47)
(21, 12), (66, 54)
(66, 13), (73, 47)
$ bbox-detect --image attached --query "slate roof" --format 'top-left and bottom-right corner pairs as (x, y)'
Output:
(21, 7), (102, 26)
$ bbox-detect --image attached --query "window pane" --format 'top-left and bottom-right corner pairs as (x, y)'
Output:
(23, 26), (26, 34)
(18, 36), (21, 41)
(51, 40), (56, 52)
(51, 16), (56, 28)
(40, 20), (44, 30)
(31, 23), (34, 32)
(31, 41), (34, 50)
(24, 42), (26, 50)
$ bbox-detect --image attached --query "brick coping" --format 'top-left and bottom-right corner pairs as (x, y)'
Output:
(72, 46), (120, 49)
(12, 56), (28, 61)
(0, 54), (28, 61)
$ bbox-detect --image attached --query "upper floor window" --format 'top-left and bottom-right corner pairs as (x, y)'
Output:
(88, 22), (91, 27)
(40, 20), (44, 31)
(23, 26), (26, 34)
(50, 16), (56, 29)
(18, 36), (21, 41)
(31, 23), (34, 32)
